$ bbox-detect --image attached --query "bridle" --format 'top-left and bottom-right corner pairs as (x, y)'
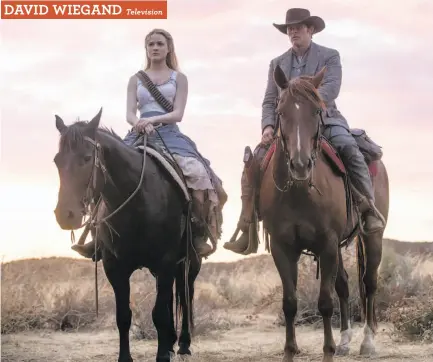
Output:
(272, 98), (325, 193)
(75, 133), (148, 232)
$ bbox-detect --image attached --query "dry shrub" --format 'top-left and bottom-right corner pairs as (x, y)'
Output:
(261, 252), (362, 328)
(1, 257), (252, 338)
(267, 245), (433, 342)
(129, 281), (249, 340)
(1, 259), (113, 333)
(2, 241), (433, 343)
(196, 256), (281, 309)
(386, 294), (433, 342)
(380, 250), (433, 342)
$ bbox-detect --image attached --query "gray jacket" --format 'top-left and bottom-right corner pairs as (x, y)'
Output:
(261, 41), (349, 132)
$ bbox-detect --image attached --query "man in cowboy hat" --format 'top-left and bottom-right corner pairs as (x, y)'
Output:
(224, 8), (386, 254)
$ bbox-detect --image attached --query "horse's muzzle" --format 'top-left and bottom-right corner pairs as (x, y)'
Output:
(289, 157), (313, 181)
(54, 206), (83, 230)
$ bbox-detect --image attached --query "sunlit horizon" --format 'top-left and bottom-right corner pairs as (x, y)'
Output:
(1, 167), (432, 264)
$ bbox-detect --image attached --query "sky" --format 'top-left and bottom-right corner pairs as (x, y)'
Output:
(1, 0), (432, 263)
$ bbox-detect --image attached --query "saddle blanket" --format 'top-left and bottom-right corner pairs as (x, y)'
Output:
(137, 145), (191, 202)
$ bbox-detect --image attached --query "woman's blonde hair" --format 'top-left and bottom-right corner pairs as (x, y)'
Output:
(144, 29), (179, 70)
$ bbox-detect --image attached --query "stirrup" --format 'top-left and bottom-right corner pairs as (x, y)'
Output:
(358, 203), (386, 235)
(368, 199), (386, 227)
(190, 212), (217, 258)
(224, 217), (259, 255)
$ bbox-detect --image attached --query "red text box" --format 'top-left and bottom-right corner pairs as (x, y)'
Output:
(1, 0), (167, 19)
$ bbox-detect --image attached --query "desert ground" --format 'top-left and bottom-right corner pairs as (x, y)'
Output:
(2, 239), (433, 362)
(2, 316), (433, 361)
(3, 317), (433, 361)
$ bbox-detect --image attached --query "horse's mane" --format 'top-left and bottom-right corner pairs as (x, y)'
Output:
(59, 119), (124, 152)
(286, 76), (326, 110)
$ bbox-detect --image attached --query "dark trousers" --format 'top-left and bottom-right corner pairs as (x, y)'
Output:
(322, 125), (375, 201)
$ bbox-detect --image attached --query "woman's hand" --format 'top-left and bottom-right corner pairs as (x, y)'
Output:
(134, 118), (154, 135)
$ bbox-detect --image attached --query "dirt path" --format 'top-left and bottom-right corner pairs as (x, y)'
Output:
(2, 314), (432, 361)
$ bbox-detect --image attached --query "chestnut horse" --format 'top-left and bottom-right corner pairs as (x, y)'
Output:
(259, 66), (389, 362)
(53, 110), (203, 362)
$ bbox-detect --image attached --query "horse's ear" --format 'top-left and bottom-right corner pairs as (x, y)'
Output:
(55, 115), (67, 134)
(311, 67), (326, 88)
(88, 107), (102, 131)
(273, 64), (288, 89)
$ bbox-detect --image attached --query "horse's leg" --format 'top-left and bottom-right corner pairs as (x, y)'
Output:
(103, 257), (134, 362)
(359, 233), (382, 356)
(177, 256), (201, 355)
(153, 269), (176, 362)
(271, 240), (300, 362)
(318, 241), (339, 362)
(168, 291), (177, 355)
(335, 247), (352, 355)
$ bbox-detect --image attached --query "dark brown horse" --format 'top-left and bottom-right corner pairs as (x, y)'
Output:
(258, 66), (389, 362)
(53, 109), (203, 362)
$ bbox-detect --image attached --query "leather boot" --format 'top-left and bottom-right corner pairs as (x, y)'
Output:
(223, 147), (258, 254)
(71, 240), (102, 261)
(191, 197), (214, 257)
(193, 236), (213, 257)
(353, 188), (386, 234)
(361, 199), (386, 234)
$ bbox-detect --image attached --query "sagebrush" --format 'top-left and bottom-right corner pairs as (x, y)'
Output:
(2, 240), (432, 342)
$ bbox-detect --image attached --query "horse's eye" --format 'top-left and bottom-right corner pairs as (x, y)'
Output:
(84, 155), (92, 163)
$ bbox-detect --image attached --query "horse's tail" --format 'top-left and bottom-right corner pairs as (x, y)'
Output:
(176, 259), (194, 333)
(356, 235), (368, 323)
(174, 214), (198, 341)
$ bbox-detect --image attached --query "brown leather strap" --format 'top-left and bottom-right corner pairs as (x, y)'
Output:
(136, 70), (174, 113)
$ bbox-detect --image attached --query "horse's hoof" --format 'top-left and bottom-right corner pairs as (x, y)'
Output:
(177, 354), (190, 361)
(360, 343), (376, 356)
(322, 355), (334, 362)
(118, 357), (133, 362)
(335, 344), (350, 356)
(178, 347), (192, 355)
(178, 342), (192, 356)
(156, 352), (174, 362)
(282, 354), (294, 362)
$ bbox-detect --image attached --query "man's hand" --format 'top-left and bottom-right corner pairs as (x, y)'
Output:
(261, 125), (274, 144)
(134, 118), (154, 135)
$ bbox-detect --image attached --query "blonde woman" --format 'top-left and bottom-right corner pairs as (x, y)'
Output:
(122, 29), (226, 257)
(73, 29), (226, 260)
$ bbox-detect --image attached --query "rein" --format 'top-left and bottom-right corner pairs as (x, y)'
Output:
(80, 133), (148, 229)
(70, 132), (149, 317)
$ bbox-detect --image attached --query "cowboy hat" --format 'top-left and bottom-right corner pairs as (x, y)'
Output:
(273, 8), (325, 34)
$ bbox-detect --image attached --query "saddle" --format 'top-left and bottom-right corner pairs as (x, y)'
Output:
(133, 136), (191, 202)
(260, 128), (382, 177)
